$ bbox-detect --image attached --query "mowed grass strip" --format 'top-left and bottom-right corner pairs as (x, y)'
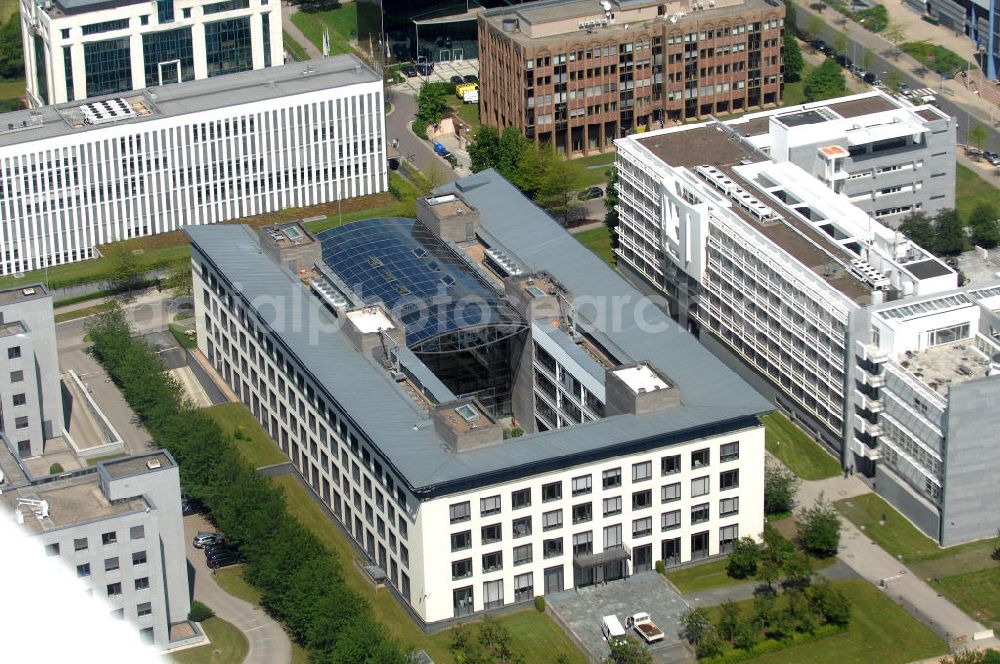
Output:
(761, 412), (841, 480)
(204, 403), (288, 468)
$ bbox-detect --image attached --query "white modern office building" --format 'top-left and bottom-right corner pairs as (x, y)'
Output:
(0, 54), (386, 276)
(21, 0), (283, 106)
(1, 450), (192, 648)
(853, 286), (1000, 545)
(0, 284), (63, 458)
(187, 170), (772, 623)
(723, 90), (957, 221)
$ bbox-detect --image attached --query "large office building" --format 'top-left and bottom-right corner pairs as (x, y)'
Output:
(20, 0), (283, 106)
(478, 0), (785, 155)
(0, 284), (64, 458)
(2, 450), (191, 648)
(611, 91), (1000, 545)
(0, 55), (386, 277)
(187, 169), (771, 623)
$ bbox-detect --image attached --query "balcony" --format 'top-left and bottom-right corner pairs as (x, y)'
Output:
(849, 436), (882, 460)
(863, 343), (888, 364)
(859, 418), (883, 437)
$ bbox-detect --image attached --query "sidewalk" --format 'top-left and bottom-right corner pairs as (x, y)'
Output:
(281, 1), (322, 61)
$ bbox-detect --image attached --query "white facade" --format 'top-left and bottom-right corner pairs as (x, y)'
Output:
(21, 0), (284, 106)
(0, 56), (386, 276)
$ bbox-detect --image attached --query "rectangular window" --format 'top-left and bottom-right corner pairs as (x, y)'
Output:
(661, 454), (681, 475)
(203, 0), (250, 14)
(720, 441), (739, 462)
(720, 469), (739, 491)
(514, 572), (534, 602)
(77, 563), (91, 577)
(480, 495), (501, 516)
(8, 346), (21, 359)
(661, 510), (681, 531)
(45, 543), (60, 556)
(543, 537), (563, 558)
(514, 544), (533, 566)
(512, 516), (532, 538)
(572, 532), (593, 556)
(603, 524), (623, 548)
(511, 488), (531, 509)
(12, 393), (26, 406)
(632, 489), (652, 510)
(692, 448), (710, 468)
(720, 525), (739, 554)
(134, 577), (150, 591)
(603, 496), (622, 516)
(130, 526), (145, 540)
(137, 602), (153, 617)
(691, 502), (710, 524)
(483, 579), (504, 609)
(481, 523), (502, 545)
(602, 468), (622, 489)
(451, 531), (471, 551)
(14, 416), (28, 429)
(132, 551), (148, 565)
(452, 558), (473, 580)
(74, 538), (88, 552)
(482, 551), (503, 573)
(633, 517), (652, 538)
(102, 531), (117, 545)
(104, 557), (119, 572)
(572, 502), (592, 524)
(542, 509), (563, 531)
(661, 483), (681, 503)
(450, 501), (471, 523)
(632, 461), (652, 482)
(107, 582), (122, 597)
(542, 481), (562, 502)
(81, 19), (130, 35)
(691, 476), (710, 497)
(720, 497), (739, 516)
(571, 475), (592, 496)
(10, 370), (23, 382)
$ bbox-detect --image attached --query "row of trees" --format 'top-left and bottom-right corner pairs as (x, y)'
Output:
(86, 309), (408, 664)
(469, 125), (589, 223)
(681, 577), (851, 659)
(900, 206), (1000, 256)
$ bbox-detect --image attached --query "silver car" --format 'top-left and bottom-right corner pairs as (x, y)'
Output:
(192, 532), (223, 549)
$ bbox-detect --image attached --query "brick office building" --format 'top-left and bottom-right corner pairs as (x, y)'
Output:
(478, 0), (785, 155)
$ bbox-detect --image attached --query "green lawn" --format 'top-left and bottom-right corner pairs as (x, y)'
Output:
(283, 31), (310, 61)
(956, 163), (1000, 223)
(290, 3), (357, 54)
(204, 403), (288, 468)
(574, 226), (614, 265)
(572, 152), (616, 188)
(667, 545), (836, 594)
(169, 323), (197, 350)
(782, 63), (814, 107)
(741, 580), (946, 664)
(54, 301), (116, 323)
(0, 0), (17, 21)
(214, 566), (263, 605)
(761, 412), (841, 480)
(834, 494), (940, 565)
(171, 617), (248, 664)
(0, 243), (190, 291)
(272, 474), (585, 663)
(932, 568), (1000, 631)
(446, 98), (481, 131)
(0, 79), (24, 99)
(304, 202), (408, 234)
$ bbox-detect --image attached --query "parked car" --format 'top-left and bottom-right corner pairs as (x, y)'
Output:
(181, 495), (201, 516)
(450, 75), (464, 84)
(207, 553), (242, 569)
(863, 72), (878, 85)
(835, 54), (852, 69)
(601, 615), (627, 647)
(204, 543), (235, 556)
(627, 612), (665, 644)
(987, 152), (1000, 166)
(192, 532), (223, 549)
(578, 186), (604, 200)
(899, 83), (910, 95)
(206, 547), (239, 562)
(463, 74), (478, 83)
(415, 63), (434, 76)
(401, 64), (417, 77)
(812, 39), (828, 54)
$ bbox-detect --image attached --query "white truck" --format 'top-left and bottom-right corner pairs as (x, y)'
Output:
(627, 612), (665, 644)
(601, 615), (627, 647)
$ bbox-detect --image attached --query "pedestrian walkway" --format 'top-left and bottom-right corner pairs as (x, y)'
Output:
(281, 2), (322, 61)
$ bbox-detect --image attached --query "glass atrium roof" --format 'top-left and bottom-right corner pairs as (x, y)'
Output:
(317, 218), (526, 351)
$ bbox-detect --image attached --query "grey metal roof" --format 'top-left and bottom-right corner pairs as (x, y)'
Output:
(0, 55), (378, 149)
(187, 173), (769, 498)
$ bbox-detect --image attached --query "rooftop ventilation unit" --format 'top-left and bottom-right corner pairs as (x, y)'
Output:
(849, 258), (890, 288)
(21, 287), (36, 296)
(695, 165), (781, 223)
(80, 98), (137, 125)
(146, 459), (162, 470)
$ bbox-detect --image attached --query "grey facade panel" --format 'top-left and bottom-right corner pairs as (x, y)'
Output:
(875, 464), (941, 541)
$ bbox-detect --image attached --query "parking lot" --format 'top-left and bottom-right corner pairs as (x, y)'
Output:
(547, 572), (696, 663)
(393, 59), (480, 95)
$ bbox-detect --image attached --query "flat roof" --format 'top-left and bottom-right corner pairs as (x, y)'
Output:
(904, 342), (992, 397)
(102, 451), (173, 480)
(0, 55), (378, 149)
(906, 259), (954, 280)
(346, 307), (396, 334)
(188, 173), (770, 497)
(636, 124), (758, 171)
(3, 479), (147, 534)
(0, 284), (49, 306)
(775, 109), (831, 127)
(614, 364), (670, 393)
(823, 95), (899, 118)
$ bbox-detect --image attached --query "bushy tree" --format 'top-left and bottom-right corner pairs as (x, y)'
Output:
(536, 155), (586, 224)
(497, 127), (532, 181)
(732, 615), (760, 653)
(727, 536), (760, 579)
(718, 600), (742, 643)
(103, 243), (146, 297)
(899, 211), (936, 249)
(605, 166), (620, 248)
(0, 17), (24, 81)
(752, 593), (779, 631)
(797, 494), (841, 557)
(680, 607), (714, 645)
(807, 579), (852, 626)
(783, 31), (804, 83)
(933, 208), (967, 256)
(942, 649), (1000, 664)
(804, 58), (847, 102)
(469, 125), (501, 173)
(758, 523), (796, 590)
(604, 636), (653, 664)
(764, 461), (799, 515)
(416, 82), (448, 125)
(970, 203), (1000, 249)
(968, 122), (990, 151)
(164, 263), (193, 296)
(782, 550), (815, 589)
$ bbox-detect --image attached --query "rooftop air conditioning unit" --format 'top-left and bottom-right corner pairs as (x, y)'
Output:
(146, 459), (162, 470)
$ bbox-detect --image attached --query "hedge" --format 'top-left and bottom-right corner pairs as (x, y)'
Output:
(86, 308), (407, 664)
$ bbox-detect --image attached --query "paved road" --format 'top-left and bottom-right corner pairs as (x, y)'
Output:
(184, 514), (292, 664)
(385, 88), (460, 183)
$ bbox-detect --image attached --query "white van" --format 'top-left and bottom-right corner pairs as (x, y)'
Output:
(602, 615), (627, 646)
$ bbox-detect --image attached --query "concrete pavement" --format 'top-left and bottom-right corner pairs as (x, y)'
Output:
(385, 88), (460, 184)
(281, 1), (322, 61)
(184, 514), (292, 664)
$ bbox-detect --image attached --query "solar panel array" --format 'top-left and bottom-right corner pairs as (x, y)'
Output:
(317, 218), (525, 348)
(80, 98), (137, 125)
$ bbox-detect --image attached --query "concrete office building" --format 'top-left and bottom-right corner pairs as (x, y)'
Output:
(187, 170), (771, 623)
(0, 284), (64, 458)
(478, 0), (785, 155)
(613, 92), (957, 465)
(852, 285), (1000, 545)
(0, 55), (386, 277)
(1, 450), (191, 647)
(20, 0), (284, 106)
(727, 91), (956, 220)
